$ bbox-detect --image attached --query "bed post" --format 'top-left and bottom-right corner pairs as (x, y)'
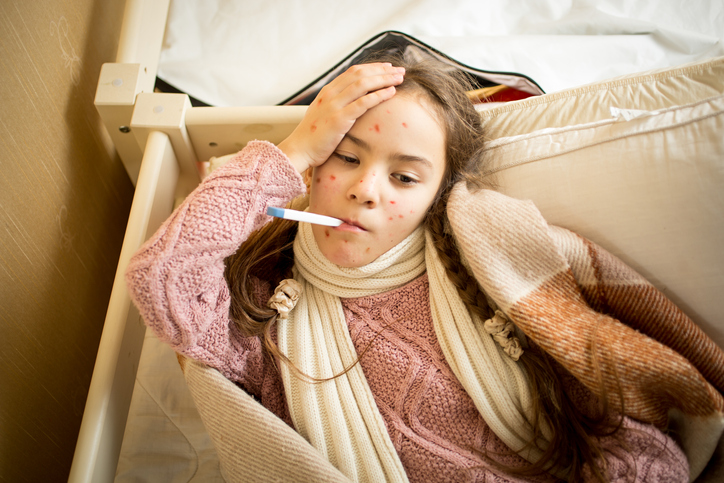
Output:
(94, 0), (170, 186)
(70, 0), (172, 481)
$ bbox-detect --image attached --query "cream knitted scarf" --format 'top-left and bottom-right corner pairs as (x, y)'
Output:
(276, 221), (545, 482)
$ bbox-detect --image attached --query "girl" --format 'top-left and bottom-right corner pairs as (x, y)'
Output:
(126, 57), (720, 482)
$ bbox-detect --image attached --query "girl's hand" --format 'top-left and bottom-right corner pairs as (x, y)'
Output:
(278, 63), (405, 174)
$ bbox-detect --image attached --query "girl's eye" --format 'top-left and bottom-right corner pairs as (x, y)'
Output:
(333, 153), (358, 164)
(393, 173), (418, 185)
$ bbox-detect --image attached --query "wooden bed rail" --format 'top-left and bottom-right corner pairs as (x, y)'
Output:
(69, 131), (179, 483)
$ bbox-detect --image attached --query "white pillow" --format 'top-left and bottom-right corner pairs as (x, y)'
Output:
(480, 57), (724, 348)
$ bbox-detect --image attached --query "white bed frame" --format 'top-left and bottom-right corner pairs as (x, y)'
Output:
(70, 2), (724, 481)
(69, 2), (305, 481)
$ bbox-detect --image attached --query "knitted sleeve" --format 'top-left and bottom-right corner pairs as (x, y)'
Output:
(125, 140), (306, 383)
(597, 415), (689, 482)
(562, 372), (689, 481)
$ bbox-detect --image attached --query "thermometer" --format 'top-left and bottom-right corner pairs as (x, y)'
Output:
(266, 207), (343, 227)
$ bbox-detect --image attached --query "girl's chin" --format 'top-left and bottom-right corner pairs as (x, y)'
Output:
(323, 251), (372, 268)
(319, 244), (377, 268)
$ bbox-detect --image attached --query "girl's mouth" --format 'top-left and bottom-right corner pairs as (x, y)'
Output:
(335, 219), (367, 233)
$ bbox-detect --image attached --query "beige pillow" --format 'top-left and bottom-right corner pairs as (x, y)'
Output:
(480, 57), (724, 349)
(480, 56), (724, 138)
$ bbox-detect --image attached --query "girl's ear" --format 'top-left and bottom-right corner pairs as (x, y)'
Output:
(303, 168), (313, 194)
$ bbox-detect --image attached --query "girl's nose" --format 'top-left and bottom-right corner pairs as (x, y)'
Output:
(347, 172), (380, 207)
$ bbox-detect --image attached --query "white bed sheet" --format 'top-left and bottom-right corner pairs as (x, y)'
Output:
(118, 1), (724, 480)
(157, 0), (724, 106)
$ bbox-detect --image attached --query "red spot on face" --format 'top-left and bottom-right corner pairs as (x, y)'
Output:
(366, 247), (371, 253)
(344, 240), (348, 243)
(386, 109), (391, 114)
(318, 98), (323, 105)
(360, 179), (364, 183)
(316, 177), (321, 183)
(310, 123), (317, 133)
(325, 229), (330, 237)
(398, 215), (404, 218)
(410, 210), (414, 214)
(402, 122), (408, 128)
(390, 201), (396, 204)
(330, 175), (336, 181)
(388, 217), (393, 221)
(373, 124), (380, 133)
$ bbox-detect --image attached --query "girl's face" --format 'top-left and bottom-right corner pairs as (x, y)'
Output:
(309, 93), (446, 267)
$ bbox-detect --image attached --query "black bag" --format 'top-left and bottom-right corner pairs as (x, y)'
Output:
(278, 30), (544, 106)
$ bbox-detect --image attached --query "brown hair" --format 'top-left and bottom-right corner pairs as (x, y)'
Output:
(225, 53), (623, 482)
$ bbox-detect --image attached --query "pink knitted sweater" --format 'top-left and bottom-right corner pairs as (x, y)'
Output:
(126, 141), (688, 482)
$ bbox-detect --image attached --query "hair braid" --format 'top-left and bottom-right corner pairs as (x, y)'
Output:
(425, 191), (494, 322)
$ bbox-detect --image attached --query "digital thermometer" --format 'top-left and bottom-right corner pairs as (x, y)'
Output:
(266, 207), (343, 227)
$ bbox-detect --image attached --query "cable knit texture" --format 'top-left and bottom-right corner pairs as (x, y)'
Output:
(126, 141), (690, 482)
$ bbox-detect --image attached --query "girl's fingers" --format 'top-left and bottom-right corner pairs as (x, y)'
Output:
(334, 71), (404, 107)
(278, 63), (406, 172)
(320, 63), (404, 101)
(339, 84), (398, 121)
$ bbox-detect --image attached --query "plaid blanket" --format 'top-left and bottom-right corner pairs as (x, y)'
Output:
(447, 185), (724, 481)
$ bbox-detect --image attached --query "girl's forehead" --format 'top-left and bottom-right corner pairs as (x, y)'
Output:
(355, 93), (444, 136)
(345, 93), (447, 171)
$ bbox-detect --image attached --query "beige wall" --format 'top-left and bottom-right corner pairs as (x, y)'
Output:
(0, 0), (133, 480)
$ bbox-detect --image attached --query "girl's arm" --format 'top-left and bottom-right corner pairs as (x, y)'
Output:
(125, 141), (306, 380)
